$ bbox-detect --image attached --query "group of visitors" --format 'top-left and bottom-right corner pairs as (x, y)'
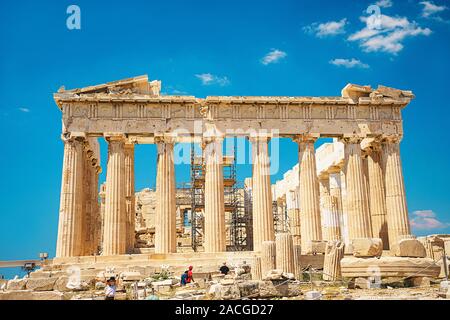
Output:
(180, 265), (194, 286)
(103, 261), (235, 299)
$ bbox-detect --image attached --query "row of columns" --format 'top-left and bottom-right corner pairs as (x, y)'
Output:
(56, 132), (410, 257)
(305, 135), (411, 251)
(56, 135), (102, 257)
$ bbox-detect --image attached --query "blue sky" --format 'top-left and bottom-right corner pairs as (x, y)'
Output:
(1, 0), (449, 278)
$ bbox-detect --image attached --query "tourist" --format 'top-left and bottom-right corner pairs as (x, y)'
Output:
(187, 265), (194, 283)
(105, 277), (116, 300)
(180, 271), (188, 286)
(219, 262), (230, 275)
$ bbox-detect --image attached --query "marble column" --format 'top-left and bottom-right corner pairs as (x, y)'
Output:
(339, 169), (350, 246)
(124, 143), (135, 253)
(80, 148), (92, 256)
(318, 175), (331, 240)
(56, 135), (85, 258)
(367, 143), (389, 249)
(382, 136), (411, 247)
(102, 135), (127, 256)
(82, 152), (98, 256)
(261, 240), (276, 277)
(203, 135), (226, 252)
(276, 198), (286, 233)
(342, 137), (372, 241)
(154, 135), (177, 254)
(296, 135), (322, 254)
(275, 233), (295, 274)
(323, 240), (345, 281)
(293, 244), (302, 280)
(91, 165), (101, 254)
(252, 257), (262, 280)
(329, 168), (344, 240)
(250, 134), (274, 252)
(323, 195), (341, 241)
(287, 189), (301, 246)
(82, 138), (102, 256)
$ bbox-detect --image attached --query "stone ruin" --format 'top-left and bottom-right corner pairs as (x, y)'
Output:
(1, 75), (449, 300)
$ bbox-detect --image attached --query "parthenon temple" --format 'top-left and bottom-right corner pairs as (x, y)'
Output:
(48, 75), (447, 283)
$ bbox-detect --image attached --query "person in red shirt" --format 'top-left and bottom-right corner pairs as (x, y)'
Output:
(186, 265), (194, 283)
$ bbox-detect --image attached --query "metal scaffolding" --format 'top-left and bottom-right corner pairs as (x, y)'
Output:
(190, 141), (252, 252)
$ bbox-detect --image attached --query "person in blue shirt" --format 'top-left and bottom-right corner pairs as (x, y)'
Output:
(180, 271), (188, 286)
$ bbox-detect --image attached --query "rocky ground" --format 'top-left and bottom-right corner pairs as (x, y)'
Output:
(0, 268), (449, 300)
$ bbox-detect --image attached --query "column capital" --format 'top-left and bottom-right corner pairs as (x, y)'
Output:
(249, 132), (272, 143)
(293, 134), (319, 144)
(104, 132), (126, 142)
(339, 135), (365, 144)
(381, 134), (403, 144)
(123, 142), (135, 150)
(61, 132), (86, 143)
(202, 132), (224, 145)
(154, 133), (177, 145)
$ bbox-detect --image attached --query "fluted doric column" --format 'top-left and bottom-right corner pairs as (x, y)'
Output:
(286, 189), (301, 246)
(261, 240), (276, 277)
(102, 135), (127, 255)
(252, 257), (262, 280)
(341, 137), (372, 241)
(367, 142), (389, 249)
(203, 134), (226, 252)
(82, 138), (102, 256)
(275, 233), (295, 274)
(56, 135), (85, 257)
(124, 143), (135, 253)
(382, 136), (411, 247)
(339, 169), (350, 246)
(250, 134), (274, 252)
(323, 240), (345, 281)
(329, 168), (344, 240)
(154, 135), (177, 254)
(295, 135), (322, 254)
(323, 195), (342, 241)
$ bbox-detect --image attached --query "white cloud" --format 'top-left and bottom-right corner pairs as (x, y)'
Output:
(348, 14), (431, 54)
(195, 73), (230, 86)
(375, 0), (393, 8)
(261, 49), (287, 65)
(304, 18), (347, 37)
(329, 58), (369, 68)
(410, 210), (450, 231)
(420, 1), (447, 18)
(18, 107), (30, 113)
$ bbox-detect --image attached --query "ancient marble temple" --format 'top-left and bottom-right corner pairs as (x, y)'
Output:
(53, 75), (415, 258)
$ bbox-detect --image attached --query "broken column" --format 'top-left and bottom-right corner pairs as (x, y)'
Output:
(203, 133), (226, 252)
(261, 240), (276, 277)
(56, 134), (85, 257)
(293, 244), (302, 280)
(250, 133), (274, 252)
(252, 257), (262, 280)
(102, 134), (127, 256)
(323, 241), (345, 281)
(296, 135), (322, 254)
(382, 135), (411, 247)
(275, 233), (295, 275)
(154, 135), (177, 254)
